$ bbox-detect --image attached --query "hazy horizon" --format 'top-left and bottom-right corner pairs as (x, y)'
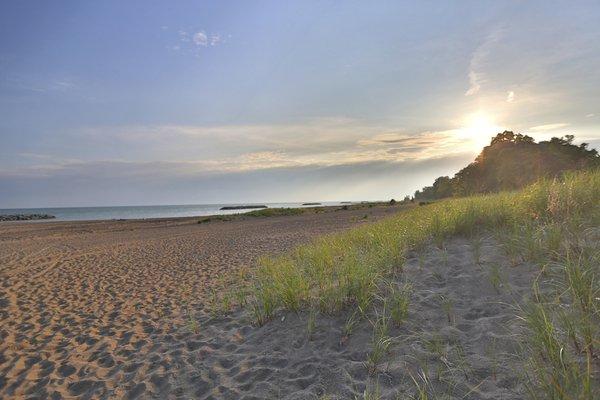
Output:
(1, 1), (600, 208)
(0, 200), (383, 211)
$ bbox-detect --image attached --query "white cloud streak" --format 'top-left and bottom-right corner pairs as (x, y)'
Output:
(175, 29), (224, 50)
(529, 123), (569, 131)
(465, 71), (482, 96)
(465, 27), (505, 96)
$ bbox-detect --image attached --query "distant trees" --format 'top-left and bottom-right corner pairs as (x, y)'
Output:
(414, 131), (599, 200)
(490, 131), (535, 145)
(414, 176), (453, 200)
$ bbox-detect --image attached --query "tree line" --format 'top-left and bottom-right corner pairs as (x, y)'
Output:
(413, 131), (600, 200)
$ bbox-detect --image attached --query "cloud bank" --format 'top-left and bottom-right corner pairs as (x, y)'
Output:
(0, 155), (473, 208)
(0, 119), (481, 207)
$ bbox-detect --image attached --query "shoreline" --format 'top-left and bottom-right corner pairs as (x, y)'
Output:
(0, 202), (399, 225)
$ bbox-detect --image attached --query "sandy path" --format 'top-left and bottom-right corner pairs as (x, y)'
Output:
(0, 206), (401, 399)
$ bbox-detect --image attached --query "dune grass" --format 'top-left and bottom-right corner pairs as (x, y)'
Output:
(250, 170), (599, 319)
(517, 226), (600, 399)
(244, 169), (600, 398)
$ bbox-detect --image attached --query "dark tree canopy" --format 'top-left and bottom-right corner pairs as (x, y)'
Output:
(414, 131), (599, 200)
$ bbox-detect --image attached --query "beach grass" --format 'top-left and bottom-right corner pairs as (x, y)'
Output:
(246, 169), (600, 397)
(518, 230), (599, 399)
(249, 170), (600, 318)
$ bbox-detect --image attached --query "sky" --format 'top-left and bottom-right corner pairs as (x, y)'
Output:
(1, 1), (599, 208)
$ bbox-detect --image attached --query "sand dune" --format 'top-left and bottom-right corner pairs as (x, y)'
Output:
(0, 206), (400, 399)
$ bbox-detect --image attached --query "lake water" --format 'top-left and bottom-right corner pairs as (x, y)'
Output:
(0, 202), (351, 222)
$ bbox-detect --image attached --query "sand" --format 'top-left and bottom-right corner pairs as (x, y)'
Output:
(1, 206), (540, 399)
(149, 236), (535, 399)
(0, 205), (404, 399)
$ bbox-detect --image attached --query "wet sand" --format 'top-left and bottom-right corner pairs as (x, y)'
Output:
(0, 205), (401, 399)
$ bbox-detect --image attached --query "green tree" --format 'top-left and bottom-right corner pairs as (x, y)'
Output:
(413, 132), (599, 200)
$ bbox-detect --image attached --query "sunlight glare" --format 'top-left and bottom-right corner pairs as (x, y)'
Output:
(459, 111), (502, 151)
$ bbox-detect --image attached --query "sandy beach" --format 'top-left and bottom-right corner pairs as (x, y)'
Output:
(0, 205), (402, 399)
(4, 3), (599, 398)
(2, 198), (594, 399)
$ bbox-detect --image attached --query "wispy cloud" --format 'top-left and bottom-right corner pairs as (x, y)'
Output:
(3, 76), (76, 93)
(529, 123), (569, 131)
(210, 34), (222, 46)
(175, 29), (224, 51)
(506, 91), (515, 103)
(5, 120), (482, 180)
(0, 154), (474, 208)
(357, 131), (455, 148)
(465, 27), (505, 96)
(465, 70), (482, 96)
(193, 31), (208, 46)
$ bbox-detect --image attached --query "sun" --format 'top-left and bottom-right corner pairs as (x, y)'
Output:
(459, 111), (502, 151)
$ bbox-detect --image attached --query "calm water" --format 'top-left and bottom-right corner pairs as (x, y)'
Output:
(0, 202), (349, 222)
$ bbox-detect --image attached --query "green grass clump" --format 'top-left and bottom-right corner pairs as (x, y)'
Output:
(245, 207), (306, 217)
(187, 316), (200, 333)
(197, 215), (233, 223)
(249, 170), (600, 321)
(488, 263), (504, 293)
(522, 244), (600, 399)
(342, 311), (360, 340)
(439, 295), (455, 325)
(388, 283), (411, 325)
(306, 308), (317, 340)
(366, 306), (393, 374)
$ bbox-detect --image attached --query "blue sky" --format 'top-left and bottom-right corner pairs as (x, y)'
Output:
(1, 1), (599, 207)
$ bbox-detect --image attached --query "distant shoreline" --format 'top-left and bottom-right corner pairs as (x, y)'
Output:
(0, 201), (401, 225)
(0, 213), (56, 222)
(0, 202), (361, 223)
(219, 205), (267, 210)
